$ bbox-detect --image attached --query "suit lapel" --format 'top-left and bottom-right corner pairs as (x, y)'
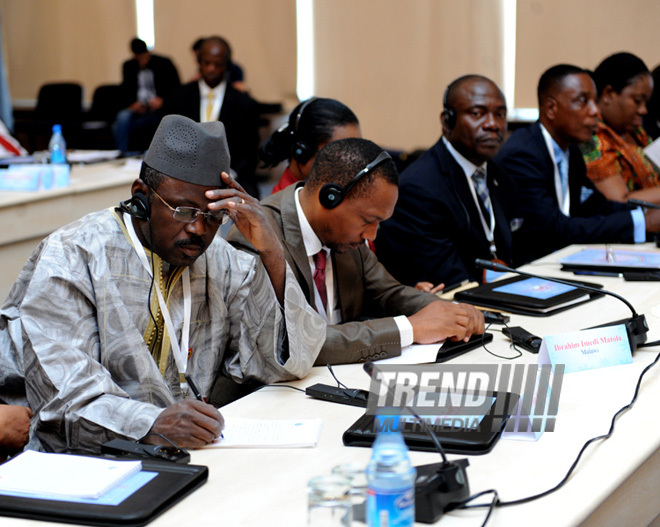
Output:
(219, 85), (235, 122)
(333, 250), (361, 320)
(434, 142), (486, 237)
(531, 122), (562, 204)
(279, 185), (315, 300)
(487, 163), (513, 259)
(567, 144), (585, 211)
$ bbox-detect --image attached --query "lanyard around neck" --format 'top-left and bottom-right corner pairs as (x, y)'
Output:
(124, 213), (191, 375)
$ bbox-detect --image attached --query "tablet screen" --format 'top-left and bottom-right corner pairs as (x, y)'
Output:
(492, 277), (576, 299)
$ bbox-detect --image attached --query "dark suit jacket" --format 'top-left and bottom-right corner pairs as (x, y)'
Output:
(376, 139), (522, 287)
(495, 122), (634, 264)
(119, 54), (180, 108)
(226, 184), (437, 365)
(168, 81), (260, 197)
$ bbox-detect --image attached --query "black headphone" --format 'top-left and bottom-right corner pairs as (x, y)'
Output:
(443, 84), (457, 130)
(319, 151), (392, 209)
(291, 98), (316, 164)
(119, 191), (150, 220)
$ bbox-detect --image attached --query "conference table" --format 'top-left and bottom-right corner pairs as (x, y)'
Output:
(0, 158), (140, 301)
(3, 243), (660, 527)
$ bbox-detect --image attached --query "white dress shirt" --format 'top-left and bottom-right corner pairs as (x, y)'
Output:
(199, 79), (227, 123)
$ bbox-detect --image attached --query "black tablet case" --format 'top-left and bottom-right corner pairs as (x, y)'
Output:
(343, 391), (519, 455)
(0, 460), (208, 527)
(454, 275), (603, 316)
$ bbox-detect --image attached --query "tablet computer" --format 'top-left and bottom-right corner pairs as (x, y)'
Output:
(342, 390), (519, 455)
(454, 275), (603, 316)
(559, 248), (660, 274)
(436, 332), (493, 363)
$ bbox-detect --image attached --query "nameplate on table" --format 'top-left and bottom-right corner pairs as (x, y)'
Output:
(538, 324), (631, 373)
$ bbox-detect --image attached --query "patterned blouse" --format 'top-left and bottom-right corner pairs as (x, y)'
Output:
(581, 119), (660, 190)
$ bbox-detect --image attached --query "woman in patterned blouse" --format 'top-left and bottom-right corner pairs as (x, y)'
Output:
(581, 52), (660, 204)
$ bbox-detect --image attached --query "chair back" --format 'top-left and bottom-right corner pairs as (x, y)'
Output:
(87, 84), (123, 123)
(35, 82), (83, 125)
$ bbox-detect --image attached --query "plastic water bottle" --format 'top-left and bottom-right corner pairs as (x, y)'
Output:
(48, 124), (66, 164)
(366, 421), (416, 526)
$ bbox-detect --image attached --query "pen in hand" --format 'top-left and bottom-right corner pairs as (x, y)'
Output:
(184, 374), (207, 402)
(184, 374), (224, 439)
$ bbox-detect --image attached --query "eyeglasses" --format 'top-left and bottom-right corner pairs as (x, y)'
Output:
(150, 187), (229, 225)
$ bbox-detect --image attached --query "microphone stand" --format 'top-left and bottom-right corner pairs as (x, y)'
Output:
(363, 362), (470, 522)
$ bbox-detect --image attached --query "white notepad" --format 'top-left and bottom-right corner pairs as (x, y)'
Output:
(0, 450), (142, 499)
(205, 417), (323, 448)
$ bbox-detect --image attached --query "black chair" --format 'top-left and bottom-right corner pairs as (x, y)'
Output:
(14, 82), (84, 152)
(34, 82), (84, 126)
(80, 84), (124, 149)
(86, 84), (123, 124)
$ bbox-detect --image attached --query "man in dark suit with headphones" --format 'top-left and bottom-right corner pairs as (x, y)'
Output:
(224, 137), (484, 365)
(167, 36), (260, 198)
(376, 75), (523, 288)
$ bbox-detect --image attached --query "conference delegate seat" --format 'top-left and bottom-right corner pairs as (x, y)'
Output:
(79, 84), (124, 150)
(14, 82), (84, 152)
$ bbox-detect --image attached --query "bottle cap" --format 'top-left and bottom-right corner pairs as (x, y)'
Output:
(52, 124), (62, 133)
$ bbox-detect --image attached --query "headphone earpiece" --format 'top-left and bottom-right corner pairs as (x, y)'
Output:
(444, 107), (457, 130)
(119, 191), (150, 220)
(293, 140), (313, 164)
(318, 151), (392, 210)
(319, 183), (346, 209)
(290, 98), (316, 165)
(442, 82), (457, 131)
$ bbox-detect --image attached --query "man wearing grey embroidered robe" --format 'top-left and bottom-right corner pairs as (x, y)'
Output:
(0, 115), (325, 454)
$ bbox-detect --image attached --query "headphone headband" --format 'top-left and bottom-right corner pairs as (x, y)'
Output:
(292, 97), (316, 136)
(342, 151), (392, 196)
(319, 150), (392, 209)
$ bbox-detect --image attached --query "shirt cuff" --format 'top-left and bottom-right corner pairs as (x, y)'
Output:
(394, 316), (414, 348)
(631, 209), (646, 243)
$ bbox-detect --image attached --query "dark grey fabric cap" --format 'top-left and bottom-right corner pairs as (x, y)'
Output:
(144, 114), (231, 186)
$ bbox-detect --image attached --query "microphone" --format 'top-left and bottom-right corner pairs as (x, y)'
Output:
(362, 362), (470, 522)
(474, 259), (648, 352)
(627, 198), (660, 210)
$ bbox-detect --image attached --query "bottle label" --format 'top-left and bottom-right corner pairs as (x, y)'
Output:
(367, 487), (415, 527)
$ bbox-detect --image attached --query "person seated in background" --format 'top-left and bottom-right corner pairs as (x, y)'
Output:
(495, 64), (660, 265)
(113, 38), (181, 153)
(260, 98), (361, 194)
(224, 137), (484, 365)
(0, 115), (324, 453)
(0, 404), (32, 462)
(188, 36), (247, 91)
(643, 64), (660, 140)
(376, 75), (522, 289)
(581, 52), (660, 204)
(168, 36), (260, 198)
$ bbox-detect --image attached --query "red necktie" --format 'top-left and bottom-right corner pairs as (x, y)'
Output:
(313, 250), (327, 311)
